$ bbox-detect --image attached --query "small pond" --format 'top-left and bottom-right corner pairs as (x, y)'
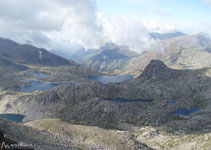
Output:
(172, 108), (200, 116)
(0, 114), (25, 123)
(104, 98), (153, 103)
(88, 75), (134, 84)
(21, 80), (60, 92)
(168, 101), (176, 104)
(31, 72), (51, 78)
(71, 83), (84, 87)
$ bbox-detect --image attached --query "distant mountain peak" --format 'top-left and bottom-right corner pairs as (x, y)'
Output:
(150, 32), (186, 40)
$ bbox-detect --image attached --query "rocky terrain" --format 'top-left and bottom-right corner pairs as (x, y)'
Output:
(25, 118), (152, 150)
(1, 58), (211, 149)
(1, 35), (211, 149)
(1, 59), (211, 149)
(1, 60), (210, 129)
(0, 118), (78, 150)
(0, 118), (153, 150)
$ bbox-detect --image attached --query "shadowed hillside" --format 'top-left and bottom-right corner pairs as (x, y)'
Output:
(0, 38), (77, 67)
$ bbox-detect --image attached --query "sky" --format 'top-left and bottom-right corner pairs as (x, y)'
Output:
(96, 0), (211, 32)
(0, 0), (210, 53)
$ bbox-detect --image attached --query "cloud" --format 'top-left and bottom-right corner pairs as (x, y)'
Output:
(0, 0), (173, 53)
(143, 20), (178, 33)
(0, 0), (100, 49)
(149, 7), (172, 16)
(0, 0), (65, 31)
(28, 31), (50, 45)
(98, 14), (156, 53)
(204, 0), (211, 2)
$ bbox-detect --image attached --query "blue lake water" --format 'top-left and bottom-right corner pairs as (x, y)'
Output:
(31, 72), (51, 78)
(88, 75), (134, 84)
(72, 83), (84, 87)
(172, 108), (200, 116)
(168, 101), (176, 104)
(0, 114), (25, 123)
(21, 80), (60, 92)
(104, 98), (153, 103)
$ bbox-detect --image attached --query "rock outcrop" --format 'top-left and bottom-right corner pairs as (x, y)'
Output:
(138, 60), (187, 80)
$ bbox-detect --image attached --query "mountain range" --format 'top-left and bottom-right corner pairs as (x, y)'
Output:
(1, 32), (211, 149)
(51, 43), (139, 72)
(122, 32), (211, 75)
(52, 32), (211, 75)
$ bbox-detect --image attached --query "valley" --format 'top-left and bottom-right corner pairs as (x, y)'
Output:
(1, 33), (211, 150)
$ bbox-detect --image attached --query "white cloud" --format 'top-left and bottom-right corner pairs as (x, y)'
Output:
(0, 0), (100, 50)
(0, 0), (177, 53)
(98, 14), (156, 53)
(143, 20), (178, 33)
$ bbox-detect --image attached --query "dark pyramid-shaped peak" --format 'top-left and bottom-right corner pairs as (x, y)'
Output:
(138, 60), (183, 80)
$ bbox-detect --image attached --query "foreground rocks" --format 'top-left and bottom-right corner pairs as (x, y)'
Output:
(25, 119), (153, 150)
(0, 118), (80, 150)
(134, 126), (211, 150)
(0, 118), (153, 150)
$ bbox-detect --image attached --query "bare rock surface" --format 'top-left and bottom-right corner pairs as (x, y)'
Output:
(25, 118), (153, 150)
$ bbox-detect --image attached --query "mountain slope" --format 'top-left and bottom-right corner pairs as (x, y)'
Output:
(0, 58), (28, 72)
(25, 118), (153, 150)
(137, 60), (188, 80)
(0, 38), (77, 67)
(82, 43), (139, 72)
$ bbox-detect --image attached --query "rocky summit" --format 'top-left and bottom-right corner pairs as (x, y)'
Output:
(138, 60), (187, 80)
